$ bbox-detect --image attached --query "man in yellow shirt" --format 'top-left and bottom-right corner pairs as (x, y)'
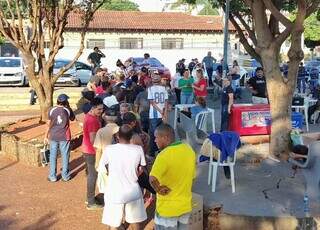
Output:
(150, 124), (196, 229)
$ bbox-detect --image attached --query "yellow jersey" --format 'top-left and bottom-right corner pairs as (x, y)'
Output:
(150, 141), (196, 217)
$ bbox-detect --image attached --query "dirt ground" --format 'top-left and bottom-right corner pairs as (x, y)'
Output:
(0, 116), (155, 230)
(0, 151), (155, 230)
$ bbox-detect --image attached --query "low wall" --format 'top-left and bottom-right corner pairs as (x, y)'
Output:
(0, 118), (83, 167)
(0, 132), (42, 166)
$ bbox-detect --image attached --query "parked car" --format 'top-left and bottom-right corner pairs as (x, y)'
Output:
(0, 57), (28, 86)
(54, 59), (92, 86)
(132, 57), (171, 80)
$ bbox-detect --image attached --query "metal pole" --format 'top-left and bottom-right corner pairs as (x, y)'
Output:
(223, 0), (230, 78)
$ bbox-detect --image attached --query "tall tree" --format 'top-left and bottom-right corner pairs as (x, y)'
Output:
(0, 0), (106, 121)
(185, 0), (320, 157)
(101, 0), (139, 11)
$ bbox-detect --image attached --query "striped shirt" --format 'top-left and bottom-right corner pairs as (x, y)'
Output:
(148, 85), (168, 119)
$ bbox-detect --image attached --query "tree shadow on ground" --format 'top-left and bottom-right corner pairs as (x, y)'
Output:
(9, 123), (42, 135)
(21, 211), (57, 230)
(0, 161), (18, 171)
(0, 205), (16, 230)
(68, 155), (86, 179)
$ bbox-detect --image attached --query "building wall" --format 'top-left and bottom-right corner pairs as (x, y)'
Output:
(53, 31), (238, 74)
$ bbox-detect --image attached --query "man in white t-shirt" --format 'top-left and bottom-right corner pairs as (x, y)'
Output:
(98, 125), (147, 229)
(148, 74), (168, 156)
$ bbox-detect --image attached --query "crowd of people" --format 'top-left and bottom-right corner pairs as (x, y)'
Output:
(43, 49), (320, 229)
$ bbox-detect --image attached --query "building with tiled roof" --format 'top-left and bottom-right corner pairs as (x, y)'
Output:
(66, 11), (236, 33)
(54, 10), (240, 73)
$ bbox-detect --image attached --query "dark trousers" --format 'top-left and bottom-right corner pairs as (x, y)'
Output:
(84, 154), (97, 205)
(140, 111), (149, 133)
(297, 78), (306, 93)
(138, 171), (156, 194)
(30, 89), (37, 105)
(174, 88), (181, 104)
(149, 118), (163, 155)
(206, 67), (214, 86)
(220, 104), (229, 131)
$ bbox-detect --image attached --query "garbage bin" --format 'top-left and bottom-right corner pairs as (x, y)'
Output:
(291, 112), (303, 129)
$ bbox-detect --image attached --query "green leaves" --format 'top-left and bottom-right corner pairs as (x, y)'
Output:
(101, 0), (140, 11)
(304, 13), (320, 48)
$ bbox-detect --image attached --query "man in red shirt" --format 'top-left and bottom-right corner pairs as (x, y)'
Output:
(82, 97), (104, 210)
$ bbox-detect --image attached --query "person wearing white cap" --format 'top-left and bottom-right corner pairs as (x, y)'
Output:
(148, 74), (168, 156)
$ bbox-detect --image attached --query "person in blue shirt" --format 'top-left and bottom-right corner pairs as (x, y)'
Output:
(202, 51), (216, 86)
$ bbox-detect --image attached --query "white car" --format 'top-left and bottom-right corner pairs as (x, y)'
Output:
(0, 57), (28, 86)
(54, 59), (92, 86)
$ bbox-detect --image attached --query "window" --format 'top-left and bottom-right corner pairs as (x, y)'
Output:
(161, 38), (183, 49)
(86, 39), (105, 49)
(120, 38), (143, 49)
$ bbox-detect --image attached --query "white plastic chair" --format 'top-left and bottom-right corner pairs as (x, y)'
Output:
(207, 141), (237, 193)
(195, 108), (215, 134)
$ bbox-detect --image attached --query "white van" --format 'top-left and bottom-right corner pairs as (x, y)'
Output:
(0, 57), (28, 86)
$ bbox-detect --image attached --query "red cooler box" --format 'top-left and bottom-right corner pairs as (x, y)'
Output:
(229, 104), (271, 136)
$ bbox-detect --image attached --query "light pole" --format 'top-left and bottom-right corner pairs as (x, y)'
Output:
(223, 0), (231, 78)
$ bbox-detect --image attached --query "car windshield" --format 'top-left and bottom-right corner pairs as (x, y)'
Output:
(0, 59), (21, 67)
(54, 60), (70, 69)
(133, 57), (162, 67)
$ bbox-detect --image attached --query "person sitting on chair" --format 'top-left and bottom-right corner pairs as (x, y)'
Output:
(289, 144), (308, 164)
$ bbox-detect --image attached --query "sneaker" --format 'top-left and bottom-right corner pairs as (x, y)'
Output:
(86, 203), (103, 210)
(62, 177), (71, 182)
(47, 177), (57, 182)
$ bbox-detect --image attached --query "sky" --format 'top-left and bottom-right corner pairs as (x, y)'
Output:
(132, 0), (175, 12)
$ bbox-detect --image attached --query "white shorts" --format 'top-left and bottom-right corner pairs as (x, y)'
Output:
(102, 198), (147, 227)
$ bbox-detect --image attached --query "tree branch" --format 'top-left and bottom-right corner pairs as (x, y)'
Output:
(306, 0), (320, 17)
(229, 13), (261, 63)
(251, 0), (273, 49)
(15, 0), (27, 47)
(233, 11), (257, 45)
(52, 1), (105, 83)
(273, 27), (291, 48)
(0, 4), (22, 50)
(262, 0), (292, 28)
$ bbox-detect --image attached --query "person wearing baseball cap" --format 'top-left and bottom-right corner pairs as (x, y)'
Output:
(44, 93), (75, 182)
(148, 73), (169, 156)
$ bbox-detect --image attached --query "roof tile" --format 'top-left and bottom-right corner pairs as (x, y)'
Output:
(66, 10), (235, 32)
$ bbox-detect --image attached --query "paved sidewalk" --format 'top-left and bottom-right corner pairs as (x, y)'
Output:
(194, 159), (320, 218)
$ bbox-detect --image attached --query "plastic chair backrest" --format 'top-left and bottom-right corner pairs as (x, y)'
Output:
(195, 109), (215, 133)
(180, 112), (195, 132)
(195, 111), (208, 131)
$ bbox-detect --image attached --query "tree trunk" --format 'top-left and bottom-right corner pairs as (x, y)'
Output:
(29, 73), (54, 123)
(267, 78), (293, 158)
(261, 49), (295, 159)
